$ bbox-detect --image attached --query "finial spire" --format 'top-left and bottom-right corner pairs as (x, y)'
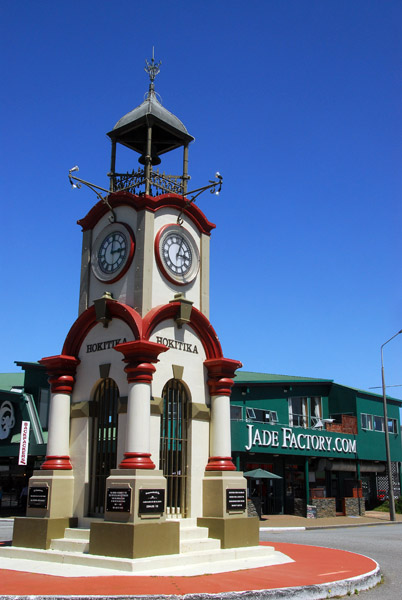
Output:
(145, 48), (161, 94)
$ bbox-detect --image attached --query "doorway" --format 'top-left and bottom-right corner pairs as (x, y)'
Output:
(89, 378), (119, 516)
(159, 379), (189, 517)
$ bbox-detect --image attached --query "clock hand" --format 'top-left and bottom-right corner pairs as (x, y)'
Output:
(176, 237), (184, 259)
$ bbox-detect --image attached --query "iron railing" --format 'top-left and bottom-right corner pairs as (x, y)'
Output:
(111, 169), (186, 196)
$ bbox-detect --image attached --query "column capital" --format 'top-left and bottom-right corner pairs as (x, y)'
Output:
(204, 357), (242, 397)
(114, 340), (169, 383)
(39, 355), (80, 394)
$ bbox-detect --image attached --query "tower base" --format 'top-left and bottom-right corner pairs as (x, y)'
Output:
(12, 517), (77, 550)
(197, 516), (259, 548)
(89, 520), (180, 559)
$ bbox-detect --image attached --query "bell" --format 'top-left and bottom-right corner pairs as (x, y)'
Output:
(138, 146), (161, 165)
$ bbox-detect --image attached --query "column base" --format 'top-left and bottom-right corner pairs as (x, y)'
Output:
(12, 517), (77, 550)
(41, 455), (73, 470)
(202, 470), (248, 519)
(197, 516), (259, 549)
(119, 452), (155, 469)
(206, 456), (236, 471)
(104, 469), (167, 524)
(89, 520), (179, 559)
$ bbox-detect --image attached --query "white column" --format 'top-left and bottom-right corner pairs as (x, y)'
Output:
(204, 357), (241, 472)
(38, 355), (79, 471)
(125, 381), (152, 454)
(210, 394), (232, 458)
(114, 340), (168, 470)
(46, 392), (71, 457)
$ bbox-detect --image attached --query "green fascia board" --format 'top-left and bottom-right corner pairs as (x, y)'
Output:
(0, 372), (25, 391)
(231, 420), (402, 462)
(14, 361), (42, 368)
(234, 371), (333, 384)
(331, 382), (401, 405)
(235, 371), (400, 405)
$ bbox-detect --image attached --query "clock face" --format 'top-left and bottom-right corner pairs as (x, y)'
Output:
(91, 223), (135, 282)
(155, 224), (199, 285)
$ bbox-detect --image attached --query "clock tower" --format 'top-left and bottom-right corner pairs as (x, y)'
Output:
(14, 55), (259, 559)
(77, 54), (213, 319)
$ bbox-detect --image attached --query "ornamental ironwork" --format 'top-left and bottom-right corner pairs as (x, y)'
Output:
(112, 168), (186, 196)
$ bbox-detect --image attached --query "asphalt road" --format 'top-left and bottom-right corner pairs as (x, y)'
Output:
(261, 524), (402, 599)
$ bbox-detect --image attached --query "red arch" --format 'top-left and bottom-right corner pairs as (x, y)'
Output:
(62, 301), (142, 357)
(142, 303), (223, 360)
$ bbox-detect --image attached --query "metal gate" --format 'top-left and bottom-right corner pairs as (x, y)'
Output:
(89, 378), (119, 516)
(159, 380), (188, 517)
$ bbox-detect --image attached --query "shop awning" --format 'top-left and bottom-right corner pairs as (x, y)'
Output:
(243, 468), (282, 479)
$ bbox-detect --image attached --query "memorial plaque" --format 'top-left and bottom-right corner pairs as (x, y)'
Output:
(28, 486), (49, 509)
(106, 487), (131, 512)
(226, 488), (246, 511)
(139, 489), (165, 514)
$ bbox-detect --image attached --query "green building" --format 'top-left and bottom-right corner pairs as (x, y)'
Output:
(231, 371), (402, 517)
(0, 363), (49, 511)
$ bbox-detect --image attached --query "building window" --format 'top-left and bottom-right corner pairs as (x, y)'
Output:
(388, 418), (398, 434)
(310, 397), (322, 427)
(288, 397), (307, 428)
(230, 405), (243, 420)
(245, 407), (278, 424)
(246, 407), (256, 420)
(373, 415), (385, 432)
(267, 410), (278, 423)
(361, 413), (373, 431)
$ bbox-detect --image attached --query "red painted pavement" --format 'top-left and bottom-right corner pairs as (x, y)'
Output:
(0, 542), (377, 596)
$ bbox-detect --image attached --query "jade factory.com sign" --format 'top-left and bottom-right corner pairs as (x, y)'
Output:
(244, 424), (357, 456)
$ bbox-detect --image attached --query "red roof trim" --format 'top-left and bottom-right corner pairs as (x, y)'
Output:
(142, 303), (223, 360)
(77, 191), (216, 235)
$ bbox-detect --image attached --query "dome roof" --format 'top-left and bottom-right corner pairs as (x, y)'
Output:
(113, 90), (190, 136)
(107, 89), (194, 157)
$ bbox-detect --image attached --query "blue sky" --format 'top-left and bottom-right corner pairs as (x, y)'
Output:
(1, 1), (401, 400)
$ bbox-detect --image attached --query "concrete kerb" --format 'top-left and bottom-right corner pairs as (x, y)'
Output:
(0, 563), (382, 600)
(260, 520), (402, 532)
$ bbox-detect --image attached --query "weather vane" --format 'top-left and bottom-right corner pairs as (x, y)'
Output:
(145, 48), (161, 86)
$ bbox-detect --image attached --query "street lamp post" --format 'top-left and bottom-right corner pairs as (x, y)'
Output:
(381, 329), (402, 522)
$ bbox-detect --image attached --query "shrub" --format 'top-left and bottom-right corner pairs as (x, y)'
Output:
(374, 498), (402, 514)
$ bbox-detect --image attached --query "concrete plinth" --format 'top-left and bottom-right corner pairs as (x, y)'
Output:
(202, 470), (248, 518)
(89, 520), (180, 558)
(104, 468), (167, 524)
(200, 471), (259, 548)
(197, 516), (259, 548)
(26, 469), (74, 519)
(12, 517), (77, 550)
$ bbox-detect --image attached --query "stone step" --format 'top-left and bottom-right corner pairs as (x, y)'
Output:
(49, 538), (89, 553)
(0, 543), (289, 576)
(64, 528), (90, 541)
(180, 537), (221, 553)
(176, 518), (198, 528)
(179, 525), (210, 540)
